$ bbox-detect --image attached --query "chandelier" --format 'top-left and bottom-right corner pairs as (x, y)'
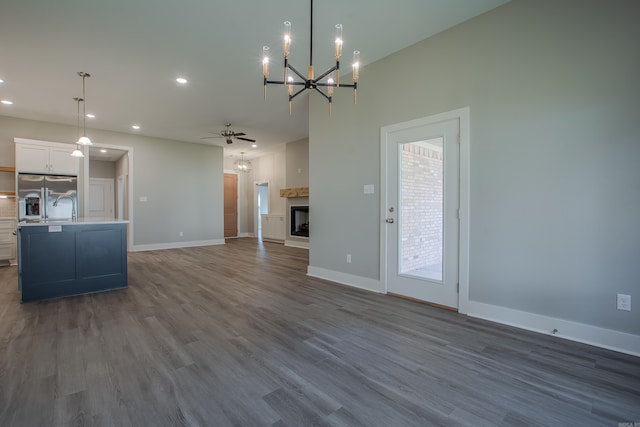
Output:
(234, 152), (252, 173)
(262, 0), (360, 115)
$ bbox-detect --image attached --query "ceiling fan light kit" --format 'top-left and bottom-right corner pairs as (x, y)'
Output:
(262, 0), (360, 116)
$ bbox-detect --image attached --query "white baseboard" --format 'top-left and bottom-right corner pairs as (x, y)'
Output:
(132, 239), (225, 252)
(285, 240), (309, 249)
(307, 266), (382, 293)
(467, 300), (640, 357)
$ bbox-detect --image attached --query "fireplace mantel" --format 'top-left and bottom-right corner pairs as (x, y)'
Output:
(279, 187), (309, 198)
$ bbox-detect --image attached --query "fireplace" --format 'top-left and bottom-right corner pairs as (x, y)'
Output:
(290, 205), (309, 238)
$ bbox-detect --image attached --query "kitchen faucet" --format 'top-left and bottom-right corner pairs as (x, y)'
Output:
(53, 191), (78, 221)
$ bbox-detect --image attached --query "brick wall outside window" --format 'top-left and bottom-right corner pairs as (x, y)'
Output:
(400, 142), (443, 274)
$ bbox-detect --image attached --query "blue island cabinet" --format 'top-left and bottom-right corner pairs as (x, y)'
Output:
(18, 221), (128, 302)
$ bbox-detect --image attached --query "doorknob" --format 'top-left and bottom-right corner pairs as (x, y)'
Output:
(385, 218), (394, 223)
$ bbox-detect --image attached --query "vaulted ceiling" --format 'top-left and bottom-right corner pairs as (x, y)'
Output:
(0, 0), (509, 159)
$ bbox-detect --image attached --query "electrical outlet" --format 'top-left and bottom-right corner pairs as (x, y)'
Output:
(179, 231), (184, 237)
(617, 294), (631, 311)
(346, 254), (351, 264)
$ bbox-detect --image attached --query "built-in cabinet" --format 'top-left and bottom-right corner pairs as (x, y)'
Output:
(0, 166), (16, 197)
(261, 214), (285, 242)
(0, 218), (16, 262)
(15, 139), (80, 176)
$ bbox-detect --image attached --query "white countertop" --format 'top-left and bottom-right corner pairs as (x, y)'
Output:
(18, 217), (129, 227)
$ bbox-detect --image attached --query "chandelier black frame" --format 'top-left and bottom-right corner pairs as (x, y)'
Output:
(262, 0), (360, 115)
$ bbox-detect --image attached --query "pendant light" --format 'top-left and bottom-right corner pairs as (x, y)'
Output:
(77, 72), (92, 146)
(70, 97), (85, 158)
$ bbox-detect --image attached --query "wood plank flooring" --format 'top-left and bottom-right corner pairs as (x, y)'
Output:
(0, 238), (638, 426)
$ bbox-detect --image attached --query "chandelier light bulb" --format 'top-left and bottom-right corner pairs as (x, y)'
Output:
(352, 50), (360, 83)
(335, 24), (343, 60)
(262, 46), (270, 78)
(283, 21), (292, 59)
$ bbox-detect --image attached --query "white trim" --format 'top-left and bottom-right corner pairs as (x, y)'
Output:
(82, 143), (134, 251)
(467, 300), (640, 357)
(254, 180), (270, 239)
(380, 107), (470, 313)
(307, 266), (382, 293)
(285, 240), (309, 249)
(132, 239), (225, 252)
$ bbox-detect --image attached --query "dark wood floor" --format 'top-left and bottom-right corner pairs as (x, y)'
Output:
(0, 238), (638, 426)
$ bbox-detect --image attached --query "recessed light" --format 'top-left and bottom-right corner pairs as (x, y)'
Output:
(100, 149), (107, 153)
(251, 143), (257, 148)
(86, 113), (96, 119)
(0, 79), (4, 84)
(132, 125), (141, 130)
(1, 100), (13, 105)
(176, 77), (188, 84)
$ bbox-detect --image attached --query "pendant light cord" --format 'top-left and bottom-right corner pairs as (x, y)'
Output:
(309, 0), (313, 66)
(76, 98), (81, 140)
(82, 75), (87, 136)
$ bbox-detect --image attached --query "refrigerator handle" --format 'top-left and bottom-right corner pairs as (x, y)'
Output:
(42, 186), (47, 219)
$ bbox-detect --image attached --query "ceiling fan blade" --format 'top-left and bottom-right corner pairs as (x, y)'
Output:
(236, 137), (256, 142)
(234, 132), (246, 137)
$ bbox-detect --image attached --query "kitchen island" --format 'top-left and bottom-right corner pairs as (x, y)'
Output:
(18, 218), (128, 302)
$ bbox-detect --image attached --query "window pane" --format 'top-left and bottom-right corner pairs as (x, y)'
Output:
(399, 138), (443, 281)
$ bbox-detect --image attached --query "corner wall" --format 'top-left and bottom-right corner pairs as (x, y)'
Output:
(309, 0), (640, 354)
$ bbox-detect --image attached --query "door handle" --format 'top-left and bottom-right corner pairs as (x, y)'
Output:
(385, 218), (394, 224)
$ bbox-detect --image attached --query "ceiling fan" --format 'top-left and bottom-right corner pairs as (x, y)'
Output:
(201, 123), (256, 144)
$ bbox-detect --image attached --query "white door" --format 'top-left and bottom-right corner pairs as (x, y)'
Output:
(381, 113), (462, 309)
(89, 178), (114, 218)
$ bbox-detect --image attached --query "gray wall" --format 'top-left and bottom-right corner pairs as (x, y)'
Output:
(309, 0), (640, 335)
(286, 138), (309, 244)
(0, 115), (224, 247)
(285, 138), (309, 188)
(89, 160), (116, 179)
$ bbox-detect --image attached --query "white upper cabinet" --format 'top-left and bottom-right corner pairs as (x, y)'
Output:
(15, 139), (80, 176)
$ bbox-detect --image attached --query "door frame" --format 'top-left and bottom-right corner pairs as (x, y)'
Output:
(82, 144), (134, 251)
(380, 107), (470, 314)
(253, 180), (270, 238)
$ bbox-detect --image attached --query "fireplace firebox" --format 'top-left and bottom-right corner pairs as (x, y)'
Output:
(290, 205), (309, 238)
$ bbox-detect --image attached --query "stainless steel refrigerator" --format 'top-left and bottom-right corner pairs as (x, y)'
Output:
(17, 174), (78, 221)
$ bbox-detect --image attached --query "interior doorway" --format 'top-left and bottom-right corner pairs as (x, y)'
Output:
(84, 145), (133, 250)
(255, 182), (269, 240)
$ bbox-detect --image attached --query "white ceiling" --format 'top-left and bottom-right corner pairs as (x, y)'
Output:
(0, 0), (508, 160)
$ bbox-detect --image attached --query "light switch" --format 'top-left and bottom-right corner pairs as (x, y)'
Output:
(364, 184), (375, 194)
(139, 196), (148, 202)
